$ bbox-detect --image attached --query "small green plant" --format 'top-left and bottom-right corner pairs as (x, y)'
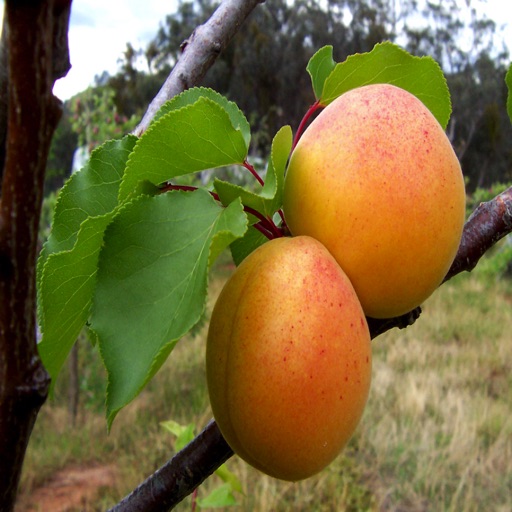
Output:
(162, 420), (243, 509)
(475, 236), (512, 280)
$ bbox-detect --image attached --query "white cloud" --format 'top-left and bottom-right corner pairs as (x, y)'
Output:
(53, 0), (178, 100)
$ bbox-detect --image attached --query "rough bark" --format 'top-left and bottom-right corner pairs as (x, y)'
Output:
(0, 1), (71, 509)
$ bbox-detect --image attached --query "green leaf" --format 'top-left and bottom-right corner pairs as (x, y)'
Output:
(119, 97), (250, 201)
(230, 225), (269, 266)
(37, 136), (137, 386)
(40, 136), (137, 262)
(214, 125), (292, 218)
(153, 87), (251, 149)
(506, 63), (512, 124)
(161, 420), (196, 451)
(307, 45), (337, 100)
(320, 42), (451, 129)
(214, 464), (243, 494)
(90, 190), (247, 427)
(38, 214), (114, 387)
(197, 483), (238, 509)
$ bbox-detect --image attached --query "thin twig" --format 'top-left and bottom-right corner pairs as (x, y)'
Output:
(134, 0), (265, 136)
(444, 186), (512, 280)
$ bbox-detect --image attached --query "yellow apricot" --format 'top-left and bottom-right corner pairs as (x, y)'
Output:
(283, 84), (466, 318)
(206, 236), (372, 481)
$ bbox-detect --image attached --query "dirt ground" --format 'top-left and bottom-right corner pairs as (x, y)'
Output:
(15, 464), (118, 512)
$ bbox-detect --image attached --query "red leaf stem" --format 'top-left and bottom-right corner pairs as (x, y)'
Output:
(292, 99), (322, 151)
(243, 159), (264, 186)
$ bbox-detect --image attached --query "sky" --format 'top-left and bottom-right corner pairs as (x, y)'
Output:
(0, 0), (510, 101)
(53, 0), (178, 100)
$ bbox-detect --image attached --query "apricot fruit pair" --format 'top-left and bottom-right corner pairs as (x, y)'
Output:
(206, 83), (465, 481)
(283, 83), (466, 318)
(206, 236), (372, 481)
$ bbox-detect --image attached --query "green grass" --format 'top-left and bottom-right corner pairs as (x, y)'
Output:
(17, 267), (512, 511)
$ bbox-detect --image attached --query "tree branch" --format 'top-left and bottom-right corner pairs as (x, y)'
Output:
(109, 420), (234, 512)
(134, 0), (265, 136)
(444, 185), (512, 280)
(0, 1), (71, 509)
(110, 186), (512, 511)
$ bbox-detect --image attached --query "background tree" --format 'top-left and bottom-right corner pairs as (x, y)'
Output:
(94, 0), (512, 189)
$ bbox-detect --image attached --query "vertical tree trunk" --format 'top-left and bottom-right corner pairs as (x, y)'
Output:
(0, 1), (71, 509)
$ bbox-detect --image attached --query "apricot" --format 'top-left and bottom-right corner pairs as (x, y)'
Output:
(282, 84), (466, 319)
(206, 236), (372, 481)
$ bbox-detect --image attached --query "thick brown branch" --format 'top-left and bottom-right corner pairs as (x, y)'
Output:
(444, 185), (512, 280)
(0, 1), (71, 509)
(134, 0), (265, 136)
(0, 0), (70, 196)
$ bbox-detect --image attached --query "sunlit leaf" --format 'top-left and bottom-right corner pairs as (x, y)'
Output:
(40, 136), (137, 262)
(307, 45), (337, 100)
(320, 42), (451, 128)
(37, 136), (137, 387)
(153, 87), (251, 148)
(161, 420), (196, 451)
(38, 215), (114, 388)
(119, 97), (249, 201)
(214, 464), (244, 494)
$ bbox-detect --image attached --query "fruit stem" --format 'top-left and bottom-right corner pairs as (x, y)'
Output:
(292, 99), (322, 151)
(252, 221), (277, 239)
(162, 183), (284, 240)
(244, 204), (283, 239)
(191, 487), (198, 512)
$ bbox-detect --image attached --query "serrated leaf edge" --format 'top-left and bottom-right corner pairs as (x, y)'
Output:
(320, 41), (451, 128)
(119, 97), (250, 203)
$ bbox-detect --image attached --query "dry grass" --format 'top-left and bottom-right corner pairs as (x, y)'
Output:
(17, 267), (512, 511)
(363, 274), (512, 512)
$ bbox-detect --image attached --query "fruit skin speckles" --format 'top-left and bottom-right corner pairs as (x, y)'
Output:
(206, 235), (372, 481)
(283, 83), (466, 319)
